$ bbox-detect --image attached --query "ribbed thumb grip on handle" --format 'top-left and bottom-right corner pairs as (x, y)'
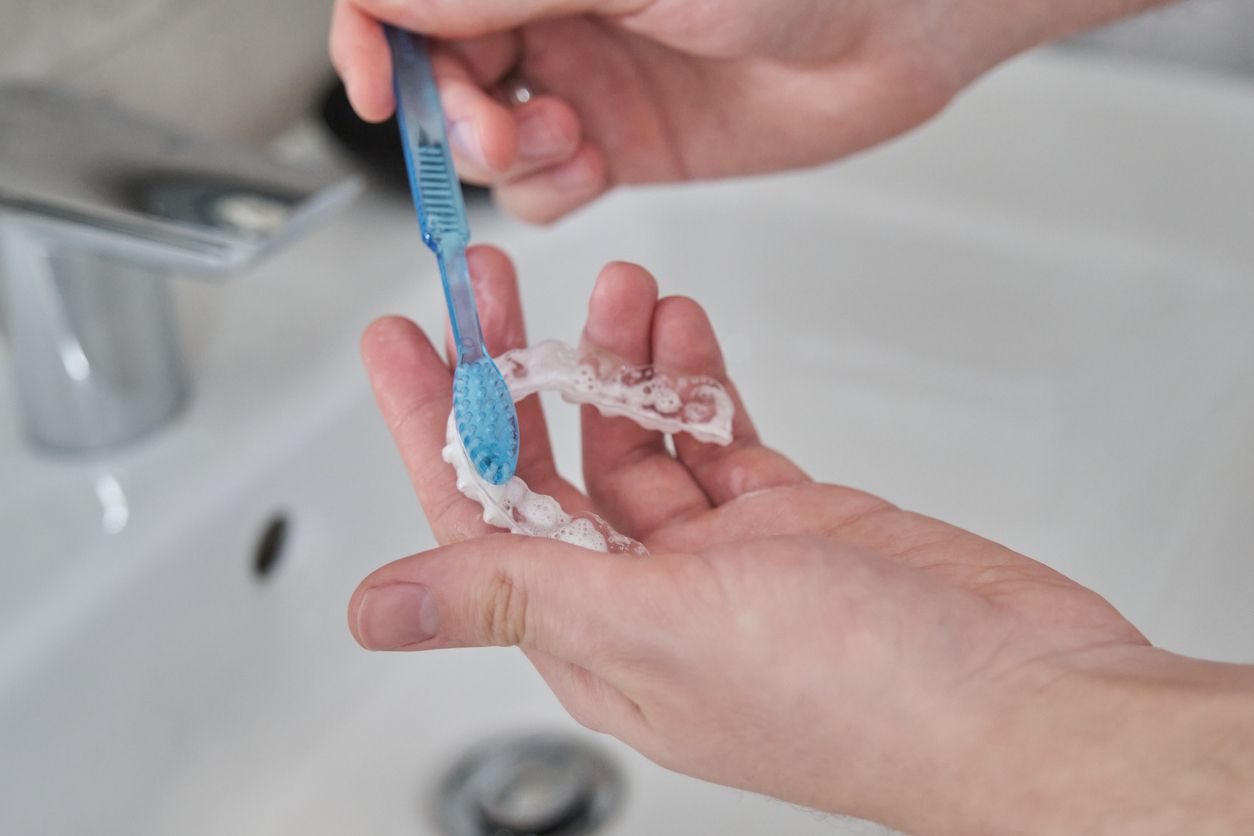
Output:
(386, 25), (469, 249)
(414, 145), (465, 243)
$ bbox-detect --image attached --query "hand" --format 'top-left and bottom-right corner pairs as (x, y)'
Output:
(348, 247), (1254, 833)
(330, 0), (1169, 222)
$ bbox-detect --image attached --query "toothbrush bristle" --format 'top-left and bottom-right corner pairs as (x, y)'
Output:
(453, 358), (519, 485)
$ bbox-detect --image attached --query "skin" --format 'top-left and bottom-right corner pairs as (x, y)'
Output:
(330, 0), (1173, 222)
(350, 247), (1254, 834)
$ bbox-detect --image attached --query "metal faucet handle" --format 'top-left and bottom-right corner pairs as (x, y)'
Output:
(0, 84), (359, 273)
(0, 84), (361, 454)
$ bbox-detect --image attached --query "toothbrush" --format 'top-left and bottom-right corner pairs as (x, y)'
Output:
(386, 26), (520, 485)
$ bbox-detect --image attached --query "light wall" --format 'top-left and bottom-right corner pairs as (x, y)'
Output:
(0, 0), (334, 142)
(1068, 0), (1254, 77)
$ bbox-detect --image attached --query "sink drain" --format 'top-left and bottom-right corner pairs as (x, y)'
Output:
(434, 732), (623, 836)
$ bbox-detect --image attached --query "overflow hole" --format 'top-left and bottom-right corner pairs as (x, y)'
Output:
(252, 513), (290, 580)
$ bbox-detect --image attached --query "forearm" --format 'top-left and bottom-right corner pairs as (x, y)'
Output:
(965, 646), (1254, 835)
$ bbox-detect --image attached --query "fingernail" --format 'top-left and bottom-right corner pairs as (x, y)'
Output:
(516, 109), (568, 160)
(449, 120), (490, 170)
(356, 583), (439, 650)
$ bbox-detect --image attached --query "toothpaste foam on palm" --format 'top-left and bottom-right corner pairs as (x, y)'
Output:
(442, 340), (734, 555)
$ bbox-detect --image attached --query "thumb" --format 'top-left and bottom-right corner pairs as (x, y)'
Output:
(348, 534), (644, 664)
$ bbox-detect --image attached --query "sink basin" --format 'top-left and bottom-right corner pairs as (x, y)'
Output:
(2, 51), (1252, 835)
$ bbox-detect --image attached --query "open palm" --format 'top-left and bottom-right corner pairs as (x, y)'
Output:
(350, 245), (1146, 830)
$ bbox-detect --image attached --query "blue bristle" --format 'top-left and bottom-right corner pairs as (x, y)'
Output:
(453, 357), (519, 485)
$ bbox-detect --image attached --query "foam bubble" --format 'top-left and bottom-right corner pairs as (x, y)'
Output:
(442, 339), (735, 555)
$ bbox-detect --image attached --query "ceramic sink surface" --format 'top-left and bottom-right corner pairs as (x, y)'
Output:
(2, 52), (1252, 835)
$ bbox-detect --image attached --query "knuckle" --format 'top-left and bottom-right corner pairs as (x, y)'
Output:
(481, 567), (530, 646)
(567, 709), (605, 734)
(450, 159), (493, 185)
(428, 491), (474, 544)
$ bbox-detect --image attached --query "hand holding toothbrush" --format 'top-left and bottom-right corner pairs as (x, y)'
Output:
(330, 0), (1173, 223)
(348, 245), (1254, 835)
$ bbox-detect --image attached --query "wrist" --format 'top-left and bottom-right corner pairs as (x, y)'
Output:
(939, 0), (1179, 81)
(955, 645), (1254, 835)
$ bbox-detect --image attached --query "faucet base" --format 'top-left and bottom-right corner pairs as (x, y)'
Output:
(1, 219), (190, 454)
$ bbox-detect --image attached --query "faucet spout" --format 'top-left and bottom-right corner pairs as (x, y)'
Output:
(0, 85), (360, 453)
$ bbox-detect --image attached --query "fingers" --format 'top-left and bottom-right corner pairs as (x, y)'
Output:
(362, 317), (494, 543)
(442, 249), (595, 515)
(444, 91), (586, 188)
(362, 245), (580, 543)
(348, 534), (653, 665)
(650, 296), (810, 504)
(343, 0), (629, 40)
(580, 263), (711, 540)
(493, 142), (611, 224)
(429, 47), (518, 173)
(442, 31), (522, 87)
(442, 247), (528, 361)
(330, 0), (611, 220)
(431, 44), (603, 223)
(330, 0), (394, 122)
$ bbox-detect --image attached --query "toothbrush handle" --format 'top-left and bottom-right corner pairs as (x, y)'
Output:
(386, 26), (471, 247)
(385, 25), (487, 364)
(439, 247), (487, 363)
(384, 28), (445, 148)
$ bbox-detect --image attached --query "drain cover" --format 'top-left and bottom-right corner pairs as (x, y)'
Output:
(434, 732), (623, 836)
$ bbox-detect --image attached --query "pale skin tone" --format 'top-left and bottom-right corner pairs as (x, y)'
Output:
(335, 0), (1251, 829)
(329, 0), (1173, 221)
(352, 247), (1254, 835)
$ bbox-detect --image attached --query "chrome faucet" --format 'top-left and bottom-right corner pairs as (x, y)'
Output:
(0, 85), (359, 453)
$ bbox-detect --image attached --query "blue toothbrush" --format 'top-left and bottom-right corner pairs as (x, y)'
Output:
(386, 26), (520, 485)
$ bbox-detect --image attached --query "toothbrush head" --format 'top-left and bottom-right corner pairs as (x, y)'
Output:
(453, 357), (520, 485)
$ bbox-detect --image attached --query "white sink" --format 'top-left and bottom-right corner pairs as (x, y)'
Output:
(2, 51), (1253, 835)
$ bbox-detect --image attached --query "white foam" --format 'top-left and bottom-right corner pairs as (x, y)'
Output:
(442, 340), (735, 555)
